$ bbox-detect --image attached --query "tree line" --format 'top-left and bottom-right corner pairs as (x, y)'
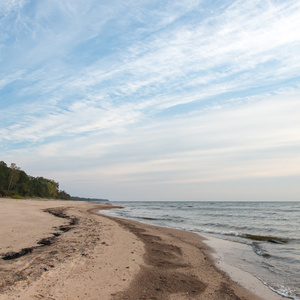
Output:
(0, 161), (71, 200)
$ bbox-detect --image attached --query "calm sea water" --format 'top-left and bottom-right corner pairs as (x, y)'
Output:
(101, 201), (300, 299)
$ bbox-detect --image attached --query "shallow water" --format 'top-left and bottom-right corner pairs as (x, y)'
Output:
(102, 201), (300, 299)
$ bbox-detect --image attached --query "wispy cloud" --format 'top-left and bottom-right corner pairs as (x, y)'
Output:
(5, 93), (300, 180)
(1, 0), (300, 200)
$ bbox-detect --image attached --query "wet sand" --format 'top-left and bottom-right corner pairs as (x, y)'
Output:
(0, 198), (282, 299)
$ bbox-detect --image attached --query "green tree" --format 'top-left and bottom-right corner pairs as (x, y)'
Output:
(57, 190), (71, 200)
(8, 163), (20, 192)
(0, 161), (73, 200)
(47, 180), (59, 198)
(0, 161), (9, 196)
(17, 170), (30, 196)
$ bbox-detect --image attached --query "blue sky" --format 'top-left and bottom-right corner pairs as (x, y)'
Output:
(1, 0), (300, 201)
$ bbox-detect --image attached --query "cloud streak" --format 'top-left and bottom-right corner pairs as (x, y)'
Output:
(1, 0), (300, 200)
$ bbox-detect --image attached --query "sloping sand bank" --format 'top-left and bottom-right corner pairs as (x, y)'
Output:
(0, 199), (282, 299)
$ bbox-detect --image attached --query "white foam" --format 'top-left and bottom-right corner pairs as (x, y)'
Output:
(203, 235), (285, 300)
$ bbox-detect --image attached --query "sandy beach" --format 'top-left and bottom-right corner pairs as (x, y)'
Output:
(0, 199), (283, 299)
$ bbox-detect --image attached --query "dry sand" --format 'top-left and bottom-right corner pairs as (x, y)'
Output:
(0, 198), (282, 299)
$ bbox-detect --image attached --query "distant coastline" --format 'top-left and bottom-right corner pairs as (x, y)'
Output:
(70, 196), (109, 202)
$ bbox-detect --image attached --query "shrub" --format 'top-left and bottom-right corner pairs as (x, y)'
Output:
(11, 195), (23, 199)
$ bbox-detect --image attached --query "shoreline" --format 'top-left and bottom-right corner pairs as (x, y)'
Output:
(99, 207), (284, 300)
(203, 235), (285, 300)
(0, 198), (283, 299)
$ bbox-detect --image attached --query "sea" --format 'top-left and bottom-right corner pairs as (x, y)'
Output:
(100, 201), (300, 299)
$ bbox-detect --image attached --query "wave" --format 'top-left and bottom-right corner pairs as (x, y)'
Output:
(268, 284), (300, 300)
(201, 229), (290, 244)
(251, 242), (271, 258)
(134, 216), (175, 222)
(203, 222), (250, 231)
(241, 234), (288, 244)
(135, 216), (165, 221)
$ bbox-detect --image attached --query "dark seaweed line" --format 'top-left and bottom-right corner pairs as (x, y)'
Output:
(2, 248), (34, 260)
(242, 234), (289, 244)
(2, 208), (78, 261)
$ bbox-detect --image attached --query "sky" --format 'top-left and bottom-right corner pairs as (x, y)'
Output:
(1, 0), (300, 201)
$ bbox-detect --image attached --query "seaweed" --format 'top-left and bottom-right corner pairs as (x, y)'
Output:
(2, 208), (79, 260)
(37, 236), (56, 246)
(2, 247), (34, 260)
(243, 234), (288, 244)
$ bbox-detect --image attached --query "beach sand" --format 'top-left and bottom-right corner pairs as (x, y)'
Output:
(0, 199), (283, 299)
